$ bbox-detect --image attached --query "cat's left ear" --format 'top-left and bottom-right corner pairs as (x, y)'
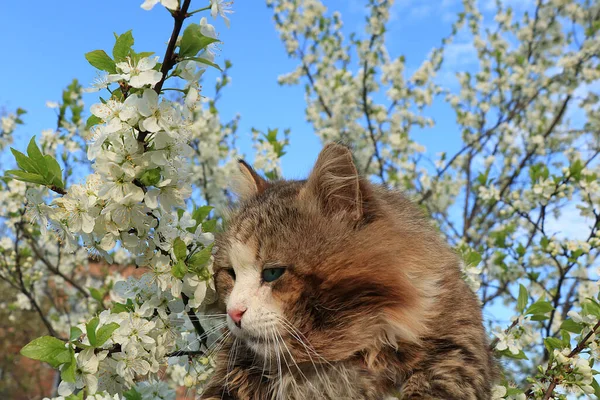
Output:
(231, 159), (269, 200)
(302, 143), (371, 221)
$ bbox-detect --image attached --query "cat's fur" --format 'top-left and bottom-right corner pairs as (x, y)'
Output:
(201, 144), (495, 399)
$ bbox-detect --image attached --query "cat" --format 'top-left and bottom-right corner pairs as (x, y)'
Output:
(200, 143), (496, 400)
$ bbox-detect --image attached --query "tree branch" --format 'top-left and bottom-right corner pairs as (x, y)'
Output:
(138, 0), (192, 143)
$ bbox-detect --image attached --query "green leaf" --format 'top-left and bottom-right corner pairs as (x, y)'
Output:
(86, 317), (100, 347)
(20, 336), (69, 368)
(69, 327), (83, 342)
(583, 300), (600, 318)
(186, 56), (222, 71)
(171, 260), (188, 279)
(179, 24), (220, 58)
(465, 250), (481, 267)
(138, 167), (162, 187)
(173, 237), (187, 261)
(202, 219), (217, 233)
(85, 50), (117, 74)
(188, 244), (213, 270)
(90, 288), (104, 303)
(592, 378), (600, 398)
(497, 349), (528, 360)
(65, 392), (84, 400)
(544, 337), (564, 353)
(5, 170), (47, 185)
(10, 148), (40, 174)
(123, 388), (143, 400)
(192, 206), (213, 225)
(113, 30), (134, 62)
(26, 137), (46, 171)
(61, 351), (77, 383)
(111, 301), (133, 314)
(525, 300), (553, 316)
(96, 322), (119, 347)
(561, 319), (583, 334)
(505, 387), (524, 396)
(86, 114), (103, 129)
(44, 155), (64, 188)
(517, 284), (528, 313)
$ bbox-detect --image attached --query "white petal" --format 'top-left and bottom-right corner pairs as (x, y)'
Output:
(145, 189), (160, 209)
(140, 0), (160, 10)
(138, 56), (158, 71)
(85, 374), (99, 394)
(142, 116), (161, 133)
(161, 0), (179, 10)
(81, 213), (96, 233)
(90, 103), (111, 119)
(58, 381), (76, 396)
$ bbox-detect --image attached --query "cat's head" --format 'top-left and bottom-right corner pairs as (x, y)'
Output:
(212, 143), (439, 364)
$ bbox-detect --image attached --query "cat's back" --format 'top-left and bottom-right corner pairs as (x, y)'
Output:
(368, 186), (497, 399)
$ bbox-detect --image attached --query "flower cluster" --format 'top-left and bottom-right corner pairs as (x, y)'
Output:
(0, 1), (254, 398)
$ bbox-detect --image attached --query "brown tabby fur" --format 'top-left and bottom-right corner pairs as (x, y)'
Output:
(200, 144), (496, 399)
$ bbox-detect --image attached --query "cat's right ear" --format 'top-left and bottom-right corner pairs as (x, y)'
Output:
(302, 143), (369, 220)
(231, 159), (269, 200)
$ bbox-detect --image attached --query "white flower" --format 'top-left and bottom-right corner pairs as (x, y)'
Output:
(210, 0), (233, 28)
(113, 315), (156, 352)
(112, 57), (163, 89)
(113, 347), (152, 385)
(199, 17), (219, 62)
(90, 97), (138, 133)
(84, 73), (113, 93)
(15, 293), (32, 310)
(491, 385), (507, 399)
(101, 192), (150, 233)
(136, 380), (176, 400)
(493, 331), (520, 355)
(144, 179), (191, 211)
(57, 349), (107, 395)
(97, 162), (144, 202)
(140, 0), (178, 11)
(53, 184), (96, 234)
(25, 188), (51, 235)
(135, 89), (180, 134)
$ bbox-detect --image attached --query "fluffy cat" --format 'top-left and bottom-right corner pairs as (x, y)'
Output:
(200, 143), (495, 400)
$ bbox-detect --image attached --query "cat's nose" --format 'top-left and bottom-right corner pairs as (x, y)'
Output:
(228, 307), (247, 328)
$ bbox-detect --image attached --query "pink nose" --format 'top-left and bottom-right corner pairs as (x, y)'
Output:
(228, 307), (246, 327)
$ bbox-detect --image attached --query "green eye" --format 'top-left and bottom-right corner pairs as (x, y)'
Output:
(262, 267), (286, 283)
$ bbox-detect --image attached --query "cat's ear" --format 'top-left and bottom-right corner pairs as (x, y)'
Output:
(303, 143), (368, 220)
(231, 159), (269, 200)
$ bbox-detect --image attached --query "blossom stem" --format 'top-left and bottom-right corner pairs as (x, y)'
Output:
(153, 0), (192, 94)
(186, 6), (211, 17)
(166, 349), (206, 357)
(182, 293), (207, 346)
(138, 0), (192, 144)
(49, 185), (67, 195)
(161, 88), (187, 93)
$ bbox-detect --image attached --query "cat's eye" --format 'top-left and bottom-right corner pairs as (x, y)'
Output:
(226, 268), (236, 280)
(262, 267), (286, 283)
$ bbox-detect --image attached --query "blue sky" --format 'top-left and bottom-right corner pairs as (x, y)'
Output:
(0, 0), (467, 178)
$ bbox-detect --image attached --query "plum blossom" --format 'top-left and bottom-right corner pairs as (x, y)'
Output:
(140, 0), (178, 11)
(57, 349), (108, 396)
(210, 0), (233, 27)
(111, 56), (163, 89)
